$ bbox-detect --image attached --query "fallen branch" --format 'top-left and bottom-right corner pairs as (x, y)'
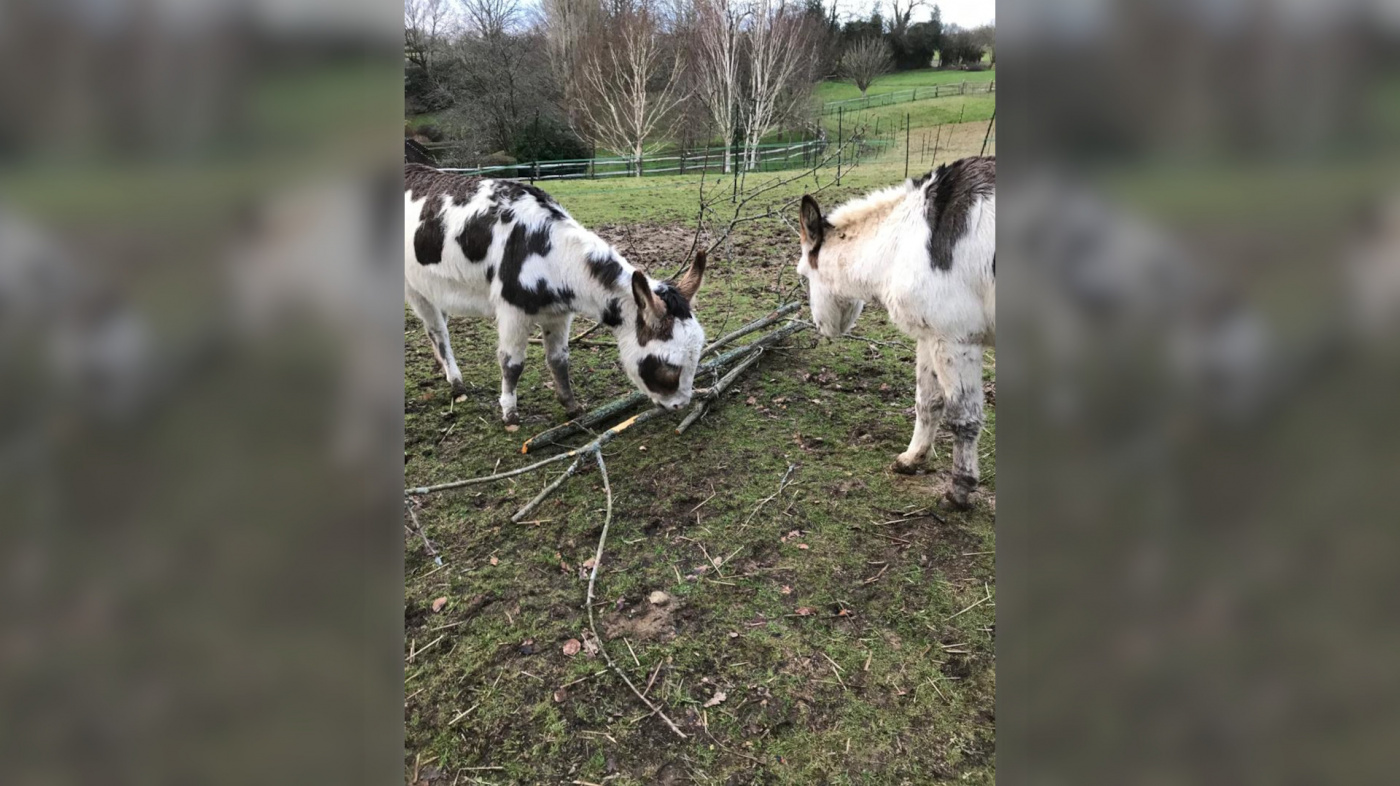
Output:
(676, 347), (765, 435)
(521, 393), (648, 455)
(521, 318), (809, 454)
(585, 451), (689, 739)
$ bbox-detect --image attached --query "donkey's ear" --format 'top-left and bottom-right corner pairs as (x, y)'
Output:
(799, 195), (824, 249)
(631, 270), (664, 322)
(677, 249), (706, 302)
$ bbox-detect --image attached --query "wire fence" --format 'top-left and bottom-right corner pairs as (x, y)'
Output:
(820, 80), (995, 115)
(429, 136), (896, 183)
(415, 83), (999, 183)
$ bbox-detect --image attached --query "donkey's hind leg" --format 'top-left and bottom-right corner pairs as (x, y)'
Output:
(934, 340), (986, 510)
(406, 286), (466, 397)
(539, 313), (583, 419)
(894, 337), (946, 474)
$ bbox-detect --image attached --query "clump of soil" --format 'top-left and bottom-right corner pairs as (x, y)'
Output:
(602, 594), (678, 641)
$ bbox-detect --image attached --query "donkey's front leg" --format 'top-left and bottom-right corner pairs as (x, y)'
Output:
(935, 340), (986, 510)
(893, 337), (946, 474)
(539, 314), (583, 419)
(496, 310), (531, 429)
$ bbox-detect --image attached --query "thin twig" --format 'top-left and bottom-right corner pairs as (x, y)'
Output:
(643, 659), (664, 697)
(742, 464), (798, 529)
(512, 454), (585, 522)
(946, 583), (994, 621)
(558, 669), (609, 689)
(405, 502), (443, 566)
(406, 450), (577, 495)
(586, 451), (688, 739)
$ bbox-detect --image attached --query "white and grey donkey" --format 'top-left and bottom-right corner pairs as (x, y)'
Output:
(404, 164), (707, 426)
(796, 156), (995, 509)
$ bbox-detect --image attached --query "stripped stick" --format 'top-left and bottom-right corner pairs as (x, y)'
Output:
(405, 450), (577, 496)
(521, 392), (648, 455)
(409, 406), (672, 499)
(701, 302), (801, 358)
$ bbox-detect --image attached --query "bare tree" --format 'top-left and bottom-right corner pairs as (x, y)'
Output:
(406, 0), (456, 72)
(693, 0), (746, 172)
(449, 0), (552, 154)
(575, 0), (689, 173)
(886, 0), (926, 37)
(741, 0), (815, 169)
(840, 37), (891, 97)
(971, 23), (995, 65)
(542, 0), (602, 123)
(406, 0), (459, 112)
(457, 0), (522, 40)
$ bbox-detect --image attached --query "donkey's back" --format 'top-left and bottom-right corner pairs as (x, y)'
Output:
(885, 156), (995, 342)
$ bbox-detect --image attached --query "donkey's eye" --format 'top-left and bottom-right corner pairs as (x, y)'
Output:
(637, 355), (681, 395)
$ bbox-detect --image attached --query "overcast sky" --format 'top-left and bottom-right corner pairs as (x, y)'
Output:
(923, 0), (995, 29)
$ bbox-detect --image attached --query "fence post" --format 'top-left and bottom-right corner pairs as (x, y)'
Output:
(904, 112), (910, 179)
(836, 107), (843, 185)
(531, 161), (538, 184)
(732, 129), (740, 202)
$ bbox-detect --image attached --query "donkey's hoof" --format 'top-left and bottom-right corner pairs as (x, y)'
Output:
(450, 379), (468, 398)
(943, 489), (973, 511)
(944, 476), (977, 511)
(563, 402), (585, 419)
(503, 410), (519, 430)
(891, 458), (921, 475)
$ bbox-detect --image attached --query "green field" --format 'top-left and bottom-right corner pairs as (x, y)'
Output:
(404, 124), (996, 783)
(822, 93), (995, 139)
(815, 68), (996, 105)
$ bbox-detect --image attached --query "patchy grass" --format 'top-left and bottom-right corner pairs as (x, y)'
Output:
(404, 124), (995, 785)
(815, 68), (996, 104)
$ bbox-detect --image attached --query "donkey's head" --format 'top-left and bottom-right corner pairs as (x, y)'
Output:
(616, 252), (707, 411)
(797, 195), (863, 338)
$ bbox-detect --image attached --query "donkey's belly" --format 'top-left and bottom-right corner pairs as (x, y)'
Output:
(408, 270), (495, 318)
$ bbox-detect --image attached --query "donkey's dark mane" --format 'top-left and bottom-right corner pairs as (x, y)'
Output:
(921, 156), (995, 272)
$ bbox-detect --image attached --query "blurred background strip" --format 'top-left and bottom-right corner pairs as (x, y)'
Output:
(998, 0), (1400, 782)
(0, 1), (405, 784)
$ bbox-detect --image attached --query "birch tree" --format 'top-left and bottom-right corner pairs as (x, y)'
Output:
(740, 0), (814, 169)
(693, 0), (746, 172)
(575, 0), (689, 174)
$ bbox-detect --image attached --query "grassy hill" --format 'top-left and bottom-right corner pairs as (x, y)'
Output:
(815, 68), (995, 105)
